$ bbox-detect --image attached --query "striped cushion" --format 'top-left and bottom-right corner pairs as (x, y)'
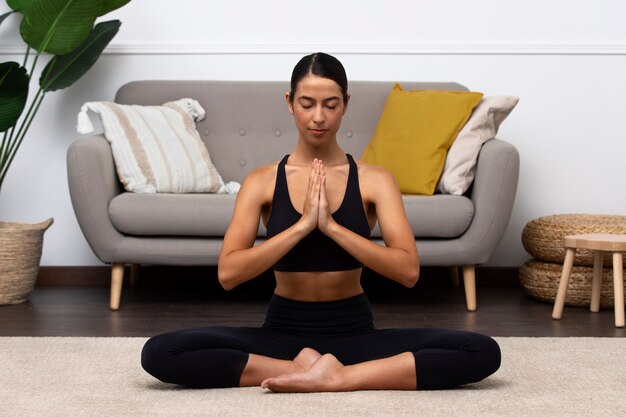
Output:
(79, 99), (223, 193)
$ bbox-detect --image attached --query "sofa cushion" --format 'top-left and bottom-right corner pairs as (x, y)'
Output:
(109, 193), (244, 236)
(109, 193), (474, 238)
(361, 84), (483, 195)
(371, 194), (474, 238)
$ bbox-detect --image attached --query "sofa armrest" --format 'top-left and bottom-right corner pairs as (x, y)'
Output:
(67, 135), (125, 263)
(456, 138), (520, 264)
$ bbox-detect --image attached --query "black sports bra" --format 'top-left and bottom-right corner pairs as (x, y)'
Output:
(266, 154), (371, 272)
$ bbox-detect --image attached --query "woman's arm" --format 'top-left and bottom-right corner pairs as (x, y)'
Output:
(319, 163), (419, 287)
(217, 162), (322, 290)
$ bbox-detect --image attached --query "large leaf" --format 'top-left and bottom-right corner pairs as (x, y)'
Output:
(0, 62), (29, 132)
(40, 20), (121, 92)
(20, 0), (103, 55)
(99, 0), (131, 16)
(7, 0), (34, 12)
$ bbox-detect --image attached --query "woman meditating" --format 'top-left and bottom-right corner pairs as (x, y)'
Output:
(141, 53), (501, 392)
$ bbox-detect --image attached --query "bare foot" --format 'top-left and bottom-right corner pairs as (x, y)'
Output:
(292, 348), (322, 372)
(261, 353), (346, 393)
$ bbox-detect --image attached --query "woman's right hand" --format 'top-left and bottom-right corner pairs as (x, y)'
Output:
(298, 159), (322, 233)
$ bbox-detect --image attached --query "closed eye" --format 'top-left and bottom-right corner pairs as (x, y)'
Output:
(324, 98), (340, 110)
(298, 98), (314, 109)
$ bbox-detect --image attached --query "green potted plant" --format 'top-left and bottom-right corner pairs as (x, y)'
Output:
(0, 0), (131, 304)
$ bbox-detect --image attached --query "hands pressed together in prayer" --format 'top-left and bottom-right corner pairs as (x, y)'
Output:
(300, 159), (335, 234)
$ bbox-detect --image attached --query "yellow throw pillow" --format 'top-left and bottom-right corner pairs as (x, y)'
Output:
(361, 84), (483, 195)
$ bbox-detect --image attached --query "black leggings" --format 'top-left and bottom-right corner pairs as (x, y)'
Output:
(141, 294), (500, 390)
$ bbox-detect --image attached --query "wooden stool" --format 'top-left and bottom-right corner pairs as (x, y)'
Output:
(552, 233), (626, 327)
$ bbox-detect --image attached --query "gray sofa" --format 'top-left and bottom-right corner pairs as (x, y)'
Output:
(67, 80), (520, 310)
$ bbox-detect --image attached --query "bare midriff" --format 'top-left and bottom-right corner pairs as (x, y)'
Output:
(273, 268), (364, 302)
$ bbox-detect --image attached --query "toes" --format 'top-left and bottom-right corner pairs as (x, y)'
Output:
(261, 374), (295, 392)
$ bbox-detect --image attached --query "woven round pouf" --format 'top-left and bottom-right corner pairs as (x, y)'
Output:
(520, 259), (625, 307)
(522, 214), (626, 266)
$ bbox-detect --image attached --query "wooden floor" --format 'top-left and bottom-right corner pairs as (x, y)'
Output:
(1, 267), (624, 338)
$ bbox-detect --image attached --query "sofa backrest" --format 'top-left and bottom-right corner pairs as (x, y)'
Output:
(115, 80), (468, 183)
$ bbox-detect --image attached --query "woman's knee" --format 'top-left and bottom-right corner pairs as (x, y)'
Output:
(141, 332), (251, 388)
(471, 333), (501, 378)
(141, 334), (174, 381)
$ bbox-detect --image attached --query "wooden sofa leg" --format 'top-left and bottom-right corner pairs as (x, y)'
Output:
(130, 263), (140, 287)
(462, 265), (477, 312)
(110, 263), (124, 311)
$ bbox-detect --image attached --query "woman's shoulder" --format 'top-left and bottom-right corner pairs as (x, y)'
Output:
(237, 160), (281, 201)
(244, 160), (280, 183)
(354, 158), (396, 183)
(242, 157), (279, 186)
(354, 158), (401, 202)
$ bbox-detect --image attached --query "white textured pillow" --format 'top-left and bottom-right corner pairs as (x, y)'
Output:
(77, 99), (223, 193)
(437, 96), (519, 195)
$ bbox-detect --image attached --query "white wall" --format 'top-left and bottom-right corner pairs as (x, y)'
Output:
(1, 0), (625, 267)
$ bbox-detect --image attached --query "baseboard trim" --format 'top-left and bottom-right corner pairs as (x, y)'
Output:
(37, 266), (112, 287)
(37, 265), (520, 288)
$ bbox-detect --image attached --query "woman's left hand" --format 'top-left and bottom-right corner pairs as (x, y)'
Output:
(316, 161), (336, 234)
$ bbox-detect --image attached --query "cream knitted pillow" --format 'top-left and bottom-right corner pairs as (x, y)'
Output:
(77, 99), (223, 193)
(436, 95), (519, 195)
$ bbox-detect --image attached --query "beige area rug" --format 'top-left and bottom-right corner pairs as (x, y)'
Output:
(1, 337), (625, 417)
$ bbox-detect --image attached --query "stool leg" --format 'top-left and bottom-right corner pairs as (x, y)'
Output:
(553, 248), (576, 320)
(590, 251), (604, 313)
(612, 253), (624, 328)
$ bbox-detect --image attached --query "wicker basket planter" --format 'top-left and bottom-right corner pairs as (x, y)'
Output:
(519, 259), (625, 308)
(522, 214), (626, 266)
(0, 218), (54, 305)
